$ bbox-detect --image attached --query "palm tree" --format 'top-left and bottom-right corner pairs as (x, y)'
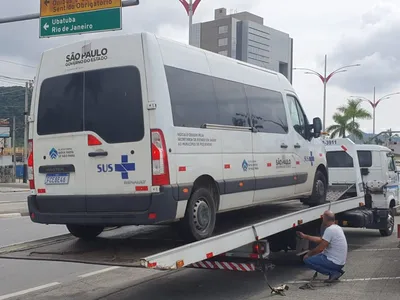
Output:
(326, 113), (352, 138)
(337, 99), (372, 130)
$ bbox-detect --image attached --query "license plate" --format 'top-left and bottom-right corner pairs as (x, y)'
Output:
(45, 173), (70, 185)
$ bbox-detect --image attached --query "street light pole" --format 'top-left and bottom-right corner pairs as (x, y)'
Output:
(179, 0), (202, 44)
(294, 54), (361, 131)
(350, 87), (400, 135)
(373, 87), (376, 135)
(323, 55), (327, 133)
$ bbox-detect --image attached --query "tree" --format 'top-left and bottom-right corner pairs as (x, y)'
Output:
(337, 99), (372, 130)
(326, 112), (363, 139)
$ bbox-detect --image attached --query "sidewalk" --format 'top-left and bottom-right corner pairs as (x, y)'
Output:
(0, 183), (29, 193)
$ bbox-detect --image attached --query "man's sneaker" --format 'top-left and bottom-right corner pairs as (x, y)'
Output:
(324, 271), (344, 283)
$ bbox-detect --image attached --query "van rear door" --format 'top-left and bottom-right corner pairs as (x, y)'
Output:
(83, 39), (152, 213)
(84, 64), (152, 213)
(34, 72), (87, 209)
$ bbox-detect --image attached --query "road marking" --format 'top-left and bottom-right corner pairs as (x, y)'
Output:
(78, 266), (120, 278)
(353, 248), (399, 251)
(287, 276), (400, 284)
(0, 282), (60, 300)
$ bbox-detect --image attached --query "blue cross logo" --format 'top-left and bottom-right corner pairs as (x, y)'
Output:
(114, 155), (135, 180)
(308, 151), (315, 166)
(49, 148), (58, 159)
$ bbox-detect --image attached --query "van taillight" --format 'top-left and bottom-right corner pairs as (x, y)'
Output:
(151, 129), (170, 186)
(28, 139), (35, 189)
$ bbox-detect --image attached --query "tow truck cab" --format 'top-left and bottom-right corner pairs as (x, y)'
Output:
(324, 139), (399, 236)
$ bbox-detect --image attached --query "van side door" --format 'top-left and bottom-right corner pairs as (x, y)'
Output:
(286, 94), (315, 195)
(385, 152), (399, 205)
(246, 85), (295, 203)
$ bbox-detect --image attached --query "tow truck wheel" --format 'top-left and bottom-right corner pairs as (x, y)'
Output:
(379, 209), (395, 237)
(66, 224), (104, 240)
(305, 170), (327, 207)
(179, 187), (217, 242)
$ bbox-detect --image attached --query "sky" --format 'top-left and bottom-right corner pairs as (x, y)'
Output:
(1, 0), (400, 134)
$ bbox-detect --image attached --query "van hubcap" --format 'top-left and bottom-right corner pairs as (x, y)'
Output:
(193, 198), (211, 231)
(316, 180), (325, 198)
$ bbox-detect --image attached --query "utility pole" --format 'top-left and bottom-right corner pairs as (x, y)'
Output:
(12, 116), (16, 183)
(23, 81), (29, 183)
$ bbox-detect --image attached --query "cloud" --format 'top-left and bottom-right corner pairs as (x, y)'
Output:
(328, 2), (400, 94)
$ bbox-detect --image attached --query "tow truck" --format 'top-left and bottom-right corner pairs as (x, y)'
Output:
(0, 138), (395, 293)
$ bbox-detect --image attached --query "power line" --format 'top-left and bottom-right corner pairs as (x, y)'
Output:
(0, 59), (36, 69)
(0, 74), (32, 82)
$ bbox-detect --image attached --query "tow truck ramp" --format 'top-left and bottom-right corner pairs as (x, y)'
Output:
(0, 138), (366, 273)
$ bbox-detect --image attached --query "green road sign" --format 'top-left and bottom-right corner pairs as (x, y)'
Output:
(40, 8), (122, 38)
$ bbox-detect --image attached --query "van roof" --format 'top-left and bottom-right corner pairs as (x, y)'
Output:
(354, 144), (391, 152)
(40, 32), (294, 92)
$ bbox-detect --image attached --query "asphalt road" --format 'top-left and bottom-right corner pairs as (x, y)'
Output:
(0, 217), (109, 298)
(0, 189), (399, 299)
(0, 219), (399, 299)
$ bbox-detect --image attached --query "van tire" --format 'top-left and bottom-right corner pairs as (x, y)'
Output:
(305, 171), (327, 207)
(179, 187), (217, 242)
(67, 224), (104, 240)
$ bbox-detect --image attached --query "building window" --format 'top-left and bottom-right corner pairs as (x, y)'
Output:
(218, 25), (228, 34)
(218, 38), (228, 47)
(218, 50), (228, 56)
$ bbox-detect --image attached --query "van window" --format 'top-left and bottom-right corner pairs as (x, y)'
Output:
(357, 151), (372, 168)
(287, 95), (307, 139)
(245, 85), (288, 134)
(37, 66), (144, 143)
(213, 77), (250, 127)
(388, 156), (396, 172)
(165, 66), (219, 127)
(37, 73), (84, 135)
(326, 151), (354, 168)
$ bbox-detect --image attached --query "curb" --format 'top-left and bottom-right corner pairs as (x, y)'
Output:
(0, 212), (29, 218)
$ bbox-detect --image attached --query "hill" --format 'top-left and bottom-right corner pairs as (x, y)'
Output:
(0, 86), (32, 147)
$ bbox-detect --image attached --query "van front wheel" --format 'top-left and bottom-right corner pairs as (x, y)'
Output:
(305, 170), (327, 207)
(67, 224), (104, 240)
(179, 187), (217, 242)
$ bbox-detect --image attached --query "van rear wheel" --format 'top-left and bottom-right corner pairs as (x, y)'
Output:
(67, 224), (104, 240)
(179, 187), (217, 242)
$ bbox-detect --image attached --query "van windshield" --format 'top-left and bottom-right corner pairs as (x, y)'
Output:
(37, 66), (144, 144)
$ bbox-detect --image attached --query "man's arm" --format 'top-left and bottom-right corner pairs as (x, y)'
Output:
(297, 231), (322, 244)
(306, 239), (329, 258)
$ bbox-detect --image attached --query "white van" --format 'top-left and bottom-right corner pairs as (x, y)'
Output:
(27, 32), (327, 242)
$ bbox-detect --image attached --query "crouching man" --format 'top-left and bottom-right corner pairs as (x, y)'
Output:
(297, 210), (347, 283)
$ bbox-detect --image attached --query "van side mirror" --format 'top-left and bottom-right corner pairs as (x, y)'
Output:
(361, 168), (370, 176)
(312, 117), (322, 138)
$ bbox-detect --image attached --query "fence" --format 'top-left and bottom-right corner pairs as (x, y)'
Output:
(0, 165), (23, 183)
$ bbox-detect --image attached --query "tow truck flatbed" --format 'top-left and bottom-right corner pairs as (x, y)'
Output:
(0, 192), (363, 269)
(0, 138), (373, 273)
